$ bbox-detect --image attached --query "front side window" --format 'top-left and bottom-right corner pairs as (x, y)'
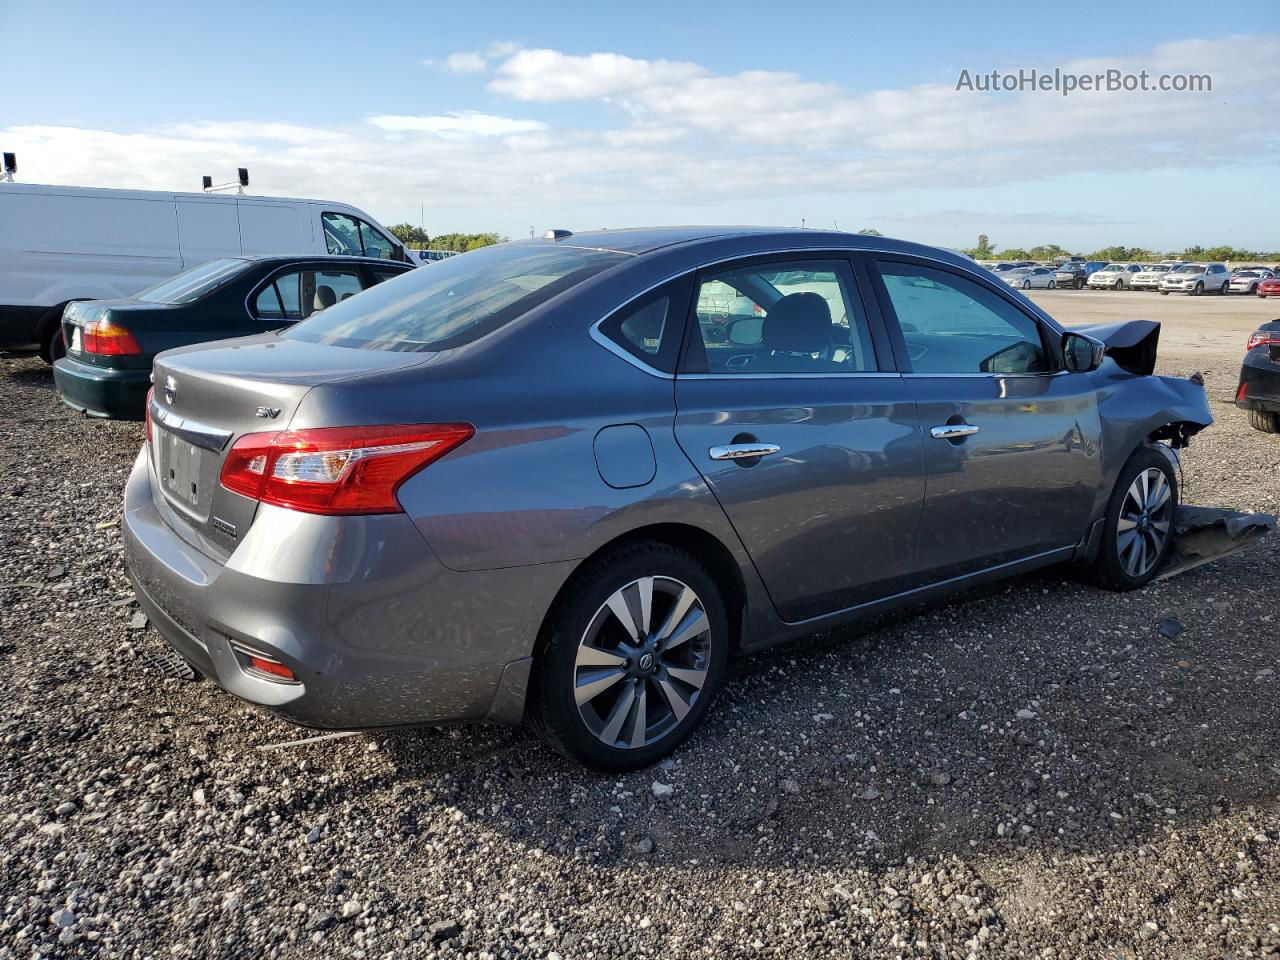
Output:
(684, 259), (877, 374)
(322, 213), (363, 256)
(876, 261), (1050, 375)
(322, 212), (396, 260)
(284, 243), (626, 352)
(254, 268), (364, 321)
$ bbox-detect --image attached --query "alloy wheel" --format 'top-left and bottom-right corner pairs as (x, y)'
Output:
(574, 576), (711, 749)
(1116, 467), (1173, 578)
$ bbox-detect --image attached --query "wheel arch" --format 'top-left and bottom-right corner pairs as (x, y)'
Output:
(533, 521), (750, 660)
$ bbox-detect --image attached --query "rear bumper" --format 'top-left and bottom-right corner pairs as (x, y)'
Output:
(53, 357), (150, 420)
(121, 449), (573, 729)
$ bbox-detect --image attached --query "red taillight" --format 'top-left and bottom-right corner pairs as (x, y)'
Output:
(144, 387), (155, 445)
(219, 423), (474, 515)
(247, 655), (296, 681)
(1246, 330), (1279, 351)
(83, 318), (142, 356)
(1237, 382), (1249, 402)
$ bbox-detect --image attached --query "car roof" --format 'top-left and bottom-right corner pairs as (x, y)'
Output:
(232, 254), (413, 267)
(526, 226), (981, 267)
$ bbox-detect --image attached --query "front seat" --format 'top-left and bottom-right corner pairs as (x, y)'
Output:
(313, 285), (337, 312)
(760, 292), (840, 371)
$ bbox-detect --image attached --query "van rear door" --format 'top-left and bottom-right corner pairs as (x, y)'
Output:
(237, 201), (306, 255)
(176, 197), (241, 268)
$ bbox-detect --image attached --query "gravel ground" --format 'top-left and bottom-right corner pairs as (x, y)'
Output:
(1, 345), (1277, 960)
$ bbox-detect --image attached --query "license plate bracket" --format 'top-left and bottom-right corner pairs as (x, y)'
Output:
(159, 430), (205, 510)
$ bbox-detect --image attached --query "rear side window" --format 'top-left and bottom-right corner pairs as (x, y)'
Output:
(597, 277), (692, 374)
(876, 260), (1050, 375)
(284, 243), (627, 352)
(254, 268), (364, 321)
(683, 259), (877, 374)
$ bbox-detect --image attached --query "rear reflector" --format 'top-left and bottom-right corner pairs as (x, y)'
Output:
(219, 423), (474, 515)
(247, 655), (296, 681)
(83, 318), (142, 356)
(144, 387), (155, 446)
(1237, 382), (1249, 402)
(228, 641), (299, 683)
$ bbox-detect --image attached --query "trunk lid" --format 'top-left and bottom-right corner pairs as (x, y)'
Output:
(149, 334), (437, 559)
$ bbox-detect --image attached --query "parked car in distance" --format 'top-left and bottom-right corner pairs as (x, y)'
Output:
(1001, 266), (1057, 289)
(990, 261), (1035, 273)
(1257, 275), (1280, 299)
(1130, 263), (1178, 291)
(1159, 263), (1230, 295)
(121, 227), (1212, 770)
(0, 182), (412, 362)
(1087, 263), (1144, 290)
(1228, 268), (1275, 295)
(1053, 262), (1088, 289)
(53, 255), (413, 420)
(418, 249), (459, 263)
(1236, 321), (1280, 433)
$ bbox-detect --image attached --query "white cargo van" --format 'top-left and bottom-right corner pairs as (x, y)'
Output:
(0, 183), (412, 360)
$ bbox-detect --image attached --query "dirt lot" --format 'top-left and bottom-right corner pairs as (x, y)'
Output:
(1, 290), (1277, 959)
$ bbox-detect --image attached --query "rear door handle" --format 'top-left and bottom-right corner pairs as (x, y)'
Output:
(709, 442), (781, 461)
(930, 424), (980, 440)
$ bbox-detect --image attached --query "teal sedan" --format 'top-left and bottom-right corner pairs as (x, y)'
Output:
(53, 255), (414, 420)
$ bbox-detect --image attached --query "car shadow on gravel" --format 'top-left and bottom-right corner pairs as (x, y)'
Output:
(373, 552), (1280, 871)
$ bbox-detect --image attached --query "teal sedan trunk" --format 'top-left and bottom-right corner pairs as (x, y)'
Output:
(53, 255), (414, 420)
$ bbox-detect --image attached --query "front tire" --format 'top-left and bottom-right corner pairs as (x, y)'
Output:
(1248, 408), (1280, 433)
(1022, 280), (1031, 289)
(1191, 282), (1203, 296)
(526, 542), (729, 771)
(1085, 447), (1177, 591)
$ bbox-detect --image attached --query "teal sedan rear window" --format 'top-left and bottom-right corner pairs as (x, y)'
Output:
(283, 244), (627, 352)
(135, 258), (250, 304)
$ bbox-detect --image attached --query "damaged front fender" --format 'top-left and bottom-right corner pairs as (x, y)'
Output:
(1072, 319), (1162, 377)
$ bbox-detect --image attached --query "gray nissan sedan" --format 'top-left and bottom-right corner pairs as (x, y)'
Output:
(123, 227), (1212, 770)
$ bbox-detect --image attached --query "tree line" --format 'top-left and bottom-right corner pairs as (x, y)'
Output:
(387, 224), (506, 252)
(964, 235), (1279, 262)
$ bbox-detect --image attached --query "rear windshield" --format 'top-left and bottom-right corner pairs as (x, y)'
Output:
(283, 243), (628, 352)
(135, 258), (249, 304)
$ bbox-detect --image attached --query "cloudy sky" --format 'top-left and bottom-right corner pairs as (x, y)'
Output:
(2, 0), (1277, 250)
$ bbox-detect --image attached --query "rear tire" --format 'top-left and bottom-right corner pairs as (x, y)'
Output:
(36, 305), (68, 363)
(1048, 280), (1056, 289)
(1220, 281), (1229, 295)
(526, 542), (729, 771)
(1248, 408), (1280, 433)
(1084, 447), (1177, 591)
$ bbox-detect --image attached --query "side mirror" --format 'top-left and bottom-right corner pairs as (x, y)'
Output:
(1062, 331), (1105, 372)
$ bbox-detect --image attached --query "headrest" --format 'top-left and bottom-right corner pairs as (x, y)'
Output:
(762, 292), (832, 353)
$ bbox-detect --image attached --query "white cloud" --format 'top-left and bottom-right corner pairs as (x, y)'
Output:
(5, 34), (1277, 240)
(443, 51), (488, 74)
(492, 49), (705, 101)
(368, 112), (547, 138)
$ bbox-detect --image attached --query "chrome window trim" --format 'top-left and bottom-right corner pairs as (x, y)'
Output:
(588, 244), (1064, 378)
(901, 370), (1070, 380)
(242, 260), (375, 323)
(150, 400), (233, 452)
(679, 372), (903, 381)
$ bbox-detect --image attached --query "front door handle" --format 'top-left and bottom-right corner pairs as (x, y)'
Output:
(709, 442), (781, 461)
(930, 424), (980, 440)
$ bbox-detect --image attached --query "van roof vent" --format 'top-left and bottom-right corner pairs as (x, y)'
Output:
(543, 229), (573, 240)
